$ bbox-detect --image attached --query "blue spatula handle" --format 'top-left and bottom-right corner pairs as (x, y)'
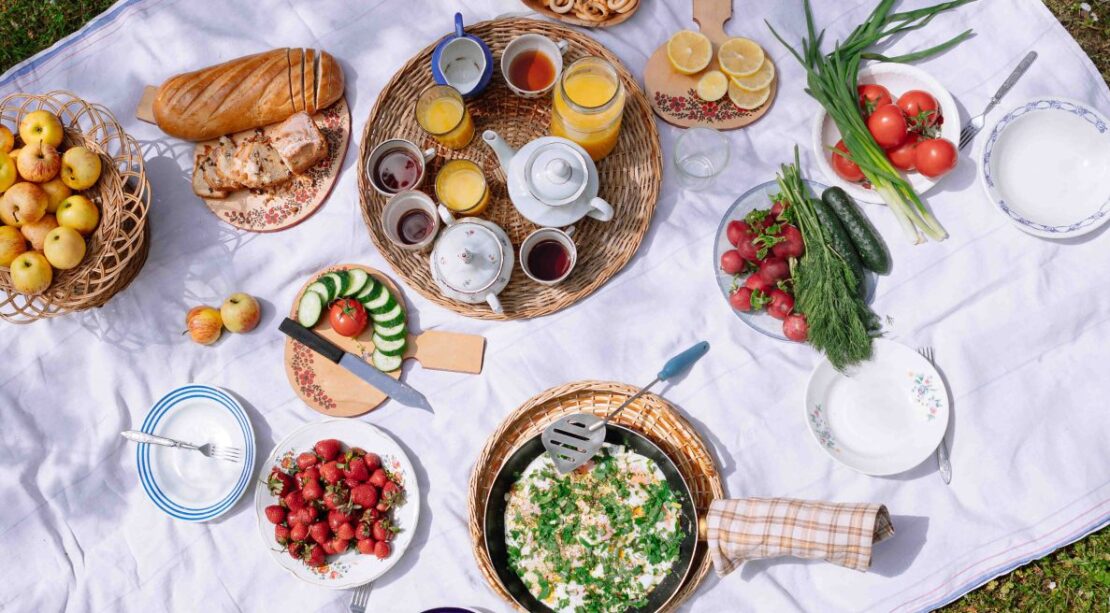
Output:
(658, 341), (710, 381)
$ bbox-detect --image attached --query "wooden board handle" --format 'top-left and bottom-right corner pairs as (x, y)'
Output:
(407, 330), (485, 374)
(693, 0), (731, 43)
(136, 85), (157, 124)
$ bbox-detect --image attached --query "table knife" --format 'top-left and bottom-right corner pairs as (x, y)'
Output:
(279, 318), (433, 413)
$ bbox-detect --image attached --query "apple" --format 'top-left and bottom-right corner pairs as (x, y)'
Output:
(19, 110), (64, 148)
(9, 251), (52, 295)
(0, 182), (48, 227)
(0, 225), (27, 267)
(16, 142), (61, 183)
(43, 226), (86, 270)
(186, 306), (223, 345)
(220, 292), (261, 333)
(0, 126), (12, 154)
(0, 153), (16, 193)
(40, 178), (71, 213)
(20, 214), (58, 251)
(60, 146), (102, 190)
(55, 194), (99, 235)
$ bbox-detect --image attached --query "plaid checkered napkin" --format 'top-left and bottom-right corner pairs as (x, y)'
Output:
(706, 498), (894, 575)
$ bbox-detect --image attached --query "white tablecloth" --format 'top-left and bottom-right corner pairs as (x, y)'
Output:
(2, 0), (1108, 611)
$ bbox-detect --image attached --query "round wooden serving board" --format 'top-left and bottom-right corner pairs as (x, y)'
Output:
(283, 264), (486, 417)
(199, 98), (351, 232)
(643, 0), (776, 129)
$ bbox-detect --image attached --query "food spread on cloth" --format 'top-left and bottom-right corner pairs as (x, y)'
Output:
(504, 445), (686, 612)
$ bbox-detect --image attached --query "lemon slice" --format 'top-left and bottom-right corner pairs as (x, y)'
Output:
(728, 79), (770, 110)
(695, 70), (728, 101)
(667, 30), (712, 75)
(718, 38), (765, 77)
(729, 59), (775, 91)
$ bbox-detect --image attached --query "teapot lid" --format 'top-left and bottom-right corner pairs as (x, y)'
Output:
(433, 223), (504, 293)
(524, 141), (589, 206)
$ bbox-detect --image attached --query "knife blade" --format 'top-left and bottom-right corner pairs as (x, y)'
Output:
(279, 318), (433, 413)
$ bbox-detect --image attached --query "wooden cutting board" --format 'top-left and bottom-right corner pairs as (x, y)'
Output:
(283, 264), (485, 417)
(643, 0), (776, 129)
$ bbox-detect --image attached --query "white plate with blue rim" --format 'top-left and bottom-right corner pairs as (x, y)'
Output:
(981, 97), (1110, 239)
(804, 339), (949, 476)
(136, 385), (255, 521)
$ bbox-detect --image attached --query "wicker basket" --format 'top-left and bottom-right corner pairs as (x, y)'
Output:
(468, 380), (725, 611)
(0, 91), (150, 323)
(358, 18), (662, 320)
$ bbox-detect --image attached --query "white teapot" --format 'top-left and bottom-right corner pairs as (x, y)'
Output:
(429, 205), (513, 313)
(482, 129), (614, 227)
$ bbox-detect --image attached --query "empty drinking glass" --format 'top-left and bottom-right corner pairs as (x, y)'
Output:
(673, 127), (730, 191)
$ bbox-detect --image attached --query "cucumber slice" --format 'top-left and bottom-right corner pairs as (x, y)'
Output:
(373, 333), (407, 356)
(320, 273), (343, 301)
(372, 350), (403, 373)
(355, 277), (380, 302)
(363, 283), (391, 312)
(343, 269), (369, 297)
(374, 319), (407, 340)
(297, 291), (323, 327)
(333, 270), (351, 296)
(370, 294), (397, 316)
(373, 302), (403, 326)
(307, 282), (330, 304)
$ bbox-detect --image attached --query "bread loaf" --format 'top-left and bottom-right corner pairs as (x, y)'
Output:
(154, 48), (344, 141)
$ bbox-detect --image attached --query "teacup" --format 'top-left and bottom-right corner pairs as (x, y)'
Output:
(382, 190), (440, 252)
(520, 226), (577, 285)
(366, 139), (435, 196)
(432, 13), (493, 97)
(501, 34), (568, 99)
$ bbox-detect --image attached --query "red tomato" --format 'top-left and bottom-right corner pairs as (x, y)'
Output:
(858, 84), (893, 115)
(831, 140), (865, 183)
(758, 256), (790, 284)
(720, 249), (744, 275)
(914, 138), (958, 178)
(896, 90), (941, 133)
(767, 289), (794, 320)
(886, 133), (921, 172)
(328, 298), (368, 337)
(743, 274), (772, 294)
(726, 220), (754, 247)
(771, 224), (804, 259)
(867, 104), (909, 148)
(728, 288), (753, 312)
(783, 314), (808, 342)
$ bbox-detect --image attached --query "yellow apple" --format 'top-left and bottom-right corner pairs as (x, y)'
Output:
(220, 292), (261, 333)
(0, 182), (48, 227)
(16, 142), (61, 183)
(186, 305), (223, 345)
(43, 226), (86, 270)
(20, 213), (58, 251)
(0, 126), (12, 154)
(40, 178), (71, 213)
(55, 194), (99, 235)
(19, 110), (64, 148)
(0, 225), (27, 267)
(9, 251), (52, 295)
(0, 153), (16, 193)
(60, 146), (101, 190)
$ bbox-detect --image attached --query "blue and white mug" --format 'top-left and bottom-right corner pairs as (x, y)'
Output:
(431, 13), (493, 98)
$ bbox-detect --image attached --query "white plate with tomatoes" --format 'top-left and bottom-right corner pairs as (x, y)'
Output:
(813, 62), (961, 204)
(254, 419), (419, 589)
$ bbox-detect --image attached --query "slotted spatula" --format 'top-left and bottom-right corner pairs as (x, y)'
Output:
(542, 341), (710, 473)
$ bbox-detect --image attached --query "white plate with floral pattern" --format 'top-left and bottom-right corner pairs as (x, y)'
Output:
(804, 339), (949, 476)
(253, 419), (419, 589)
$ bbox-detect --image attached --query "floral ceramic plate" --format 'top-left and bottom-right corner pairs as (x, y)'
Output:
(198, 98), (351, 232)
(253, 419), (419, 589)
(804, 339), (949, 476)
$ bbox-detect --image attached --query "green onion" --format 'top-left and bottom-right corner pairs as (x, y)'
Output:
(767, 0), (977, 244)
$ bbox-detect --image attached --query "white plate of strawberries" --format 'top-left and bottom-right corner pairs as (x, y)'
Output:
(254, 419), (419, 588)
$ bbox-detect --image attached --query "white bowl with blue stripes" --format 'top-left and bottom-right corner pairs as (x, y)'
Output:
(981, 97), (1110, 239)
(136, 385), (255, 522)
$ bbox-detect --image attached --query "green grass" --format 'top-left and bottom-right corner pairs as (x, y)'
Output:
(0, 0), (1108, 611)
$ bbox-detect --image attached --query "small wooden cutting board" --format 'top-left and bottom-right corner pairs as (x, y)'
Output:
(283, 264), (485, 417)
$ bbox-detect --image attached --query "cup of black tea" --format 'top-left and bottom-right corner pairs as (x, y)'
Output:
(382, 190), (440, 252)
(366, 139), (436, 196)
(519, 226), (577, 285)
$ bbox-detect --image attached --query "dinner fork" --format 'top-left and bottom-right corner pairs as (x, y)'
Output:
(348, 583), (373, 613)
(958, 51), (1037, 150)
(120, 430), (242, 464)
(916, 347), (952, 485)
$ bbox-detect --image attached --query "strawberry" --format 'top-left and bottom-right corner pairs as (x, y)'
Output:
(368, 468), (389, 488)
(330, 537), (350, 554)
(303, 543), (326, 567)
(361, 507), (381, 523)
(298, 466), (321, 487)
(362, 453), (382, 473)
(350, 484), (379, 508)
(356, 538), (376, 555)
(319, 461), (343, 485)
(287, 541), (302, 560)
(289, 505), (318, 526)
(290, 523), (309, 542)
(373, 541), (391, 560)
(355, 522), (373, 540)
(346, 448), (366, 460)
(264, 505), (286, 525)
(314, 439), (342, 462)
(309, 521), (331, 545)
(302, 479), (324, 502)
(267, 469), (296, 497)
(296, 452), (319, 470)
(328, 510), (353, 531)
(283, 490), (307, 512)
(274, 524), (291, 545)
(323, 485), (349, 511)
(336, 522), (356, 540)
(379, 481), (404, 511)
(321, 540), (336, 555)
(344, 457), (370, 483)
(372, 518), (396, 543)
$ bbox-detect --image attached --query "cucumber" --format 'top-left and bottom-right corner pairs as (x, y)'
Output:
(373, 333), (406, 356)
(374, 319), (407, 340)
(810, 197), (865, 285)
(372, 350), (403, 372)
(373, 303), (404, 327)
(333, 270), (351, 296)
(370, 294), (397, 316)
(307, 281), (330, 305)
(320, 273), (343, 301)
(343, 269), (369, 297)
(296, 291), (323, 327)
(355, 277), (380, 302)
(821, 187), (891, 274)
(363, 283), (391, 312)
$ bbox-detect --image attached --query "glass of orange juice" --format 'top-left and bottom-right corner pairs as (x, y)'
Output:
(416, 85), (474, 150)
(435, 159), (490, 216)
(550, 56), (625, 161)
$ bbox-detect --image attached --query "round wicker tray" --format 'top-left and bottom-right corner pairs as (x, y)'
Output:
(359, 18), (662, 321)
(0, 91), (150, 323)
(467, 380), (725, 611)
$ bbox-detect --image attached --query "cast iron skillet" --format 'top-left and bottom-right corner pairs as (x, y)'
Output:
(484, 424), (699, 613)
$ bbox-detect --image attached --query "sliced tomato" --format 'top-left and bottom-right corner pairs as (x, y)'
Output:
(867, 104), (909, 149)
(831, 140), (865, 183)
